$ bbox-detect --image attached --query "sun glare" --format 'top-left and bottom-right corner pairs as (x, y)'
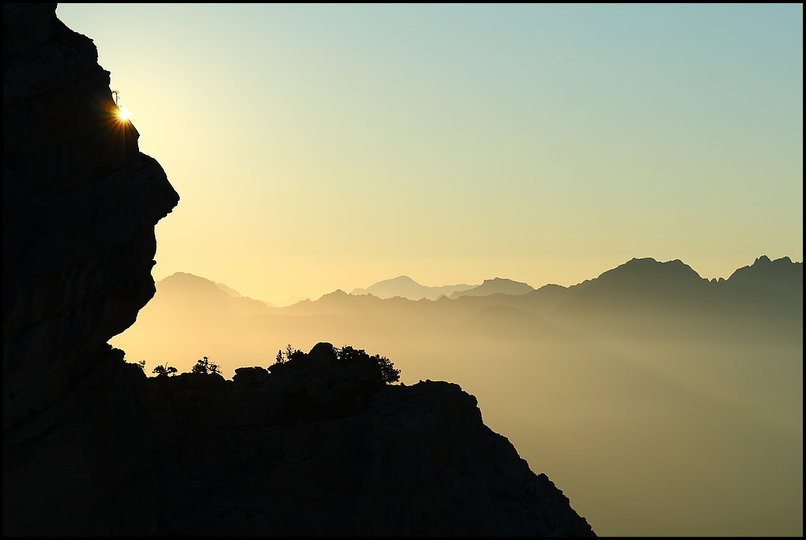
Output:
(117, 105), (132, 121)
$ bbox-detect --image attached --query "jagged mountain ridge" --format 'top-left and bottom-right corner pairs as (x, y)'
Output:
(120, 254), (804, 381)
(351, 274), (476, 300)
(146, 254), (803, 324)
(451, 277), (536, 299)
(301, 255), (801, 313)
(155, 255), (802, 317)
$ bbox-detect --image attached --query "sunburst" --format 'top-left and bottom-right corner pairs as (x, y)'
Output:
(117, 104), (132, 121)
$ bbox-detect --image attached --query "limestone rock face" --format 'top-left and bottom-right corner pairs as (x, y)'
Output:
(3, 4), (594, 536)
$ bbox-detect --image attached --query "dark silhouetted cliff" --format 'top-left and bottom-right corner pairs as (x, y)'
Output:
(3, 4), (594, 536)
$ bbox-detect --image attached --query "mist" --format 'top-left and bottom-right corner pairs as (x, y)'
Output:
(112, 258), (803, 536)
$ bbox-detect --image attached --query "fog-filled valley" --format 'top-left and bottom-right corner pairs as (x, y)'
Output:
(7, 3), (801, 536)
(113, 256), (803, 536)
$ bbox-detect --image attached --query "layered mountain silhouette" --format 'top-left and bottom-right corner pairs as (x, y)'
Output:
(149, 255), (803, 322)
(450, 277), (535, 298)
(723, 255), (803, 298)
(351, 275), (475, 300)
(213, 277), (275, 307)
(114, 257), (802, 537)
(159, 272), (274, 313)
(127, 255), (804, 358)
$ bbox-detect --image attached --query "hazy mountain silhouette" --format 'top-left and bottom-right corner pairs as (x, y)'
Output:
(351, 275), (476, 300)
(215, 280), (247, 298)
(143, 256), (803, 329)
(158, 272), (274, 314)
(554, 258), (709, 311)
(127, 255), (805, 354)
(723, 255), (803, 297)
(450, 277), (535, 298)
(213, 278), (275, 307)
(714, 255), (803, 327)
(112, 254), (803, 536)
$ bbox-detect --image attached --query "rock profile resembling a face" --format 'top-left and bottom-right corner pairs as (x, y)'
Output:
(2, 4), (593, 537)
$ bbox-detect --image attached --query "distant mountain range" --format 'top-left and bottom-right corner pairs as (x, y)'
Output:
(150, 256), (802, 327)
(351, 275), (475, 300)
(158, 272), (274, 311)
(449, 277), (535, 299)
(113, 254), (803, 538)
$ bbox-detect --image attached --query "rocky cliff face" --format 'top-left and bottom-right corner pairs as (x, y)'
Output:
(3, 4), (593, 536)
(4, 2), (178, 535)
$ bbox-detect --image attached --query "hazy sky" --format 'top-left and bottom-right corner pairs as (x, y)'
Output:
(57, 3), (803, 304)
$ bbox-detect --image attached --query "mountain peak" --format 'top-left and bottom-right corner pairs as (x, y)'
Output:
(726, 255), (803, 291)
(162, 271), (206, 281)
(585, 258), (706, 295)
(159, 272), (229, 293)
(351, 275), (474, 300)
(452, 277), (534, 299)
(322, 289), (349, 298)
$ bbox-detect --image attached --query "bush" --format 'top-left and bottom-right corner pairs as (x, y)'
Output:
(153, 363), (177, 377)
(191, 356), (221, 375)
(337, 346), (400, 384)
(273, 344), (304, 366)
(270, 343), (401, 385)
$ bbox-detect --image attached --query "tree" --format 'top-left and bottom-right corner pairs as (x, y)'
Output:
(337, 346), (400, 384)
(135, 360), (146, 371)
(285, 344), (304, 362)
(153, 363), (177, 377)
(373, 353), (401, 384)
(191, 356), (221, 375)
(271, 346), (300, 367)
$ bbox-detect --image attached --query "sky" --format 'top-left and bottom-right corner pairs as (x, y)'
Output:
(57, 3), (803, 305)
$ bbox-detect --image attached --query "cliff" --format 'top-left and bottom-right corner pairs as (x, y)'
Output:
(147, 343), (593, 536)
(2, 4), (593, 536)
(4, 3), (179, 535)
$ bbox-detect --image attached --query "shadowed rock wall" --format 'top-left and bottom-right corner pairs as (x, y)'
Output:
(4, 3), (178, 535)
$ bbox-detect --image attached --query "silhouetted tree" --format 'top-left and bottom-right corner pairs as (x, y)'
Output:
(135, 360), (146, 371)
(191, 356), (221, 375)
(285, 344), (304, 362)
(337, 346), (400, 384)
(153, 363), (177, 377)
(272, 345), (302, 366)
(374, 354), (401, 384)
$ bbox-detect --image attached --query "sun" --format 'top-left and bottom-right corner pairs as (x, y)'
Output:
(117, 105), (132, 121)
